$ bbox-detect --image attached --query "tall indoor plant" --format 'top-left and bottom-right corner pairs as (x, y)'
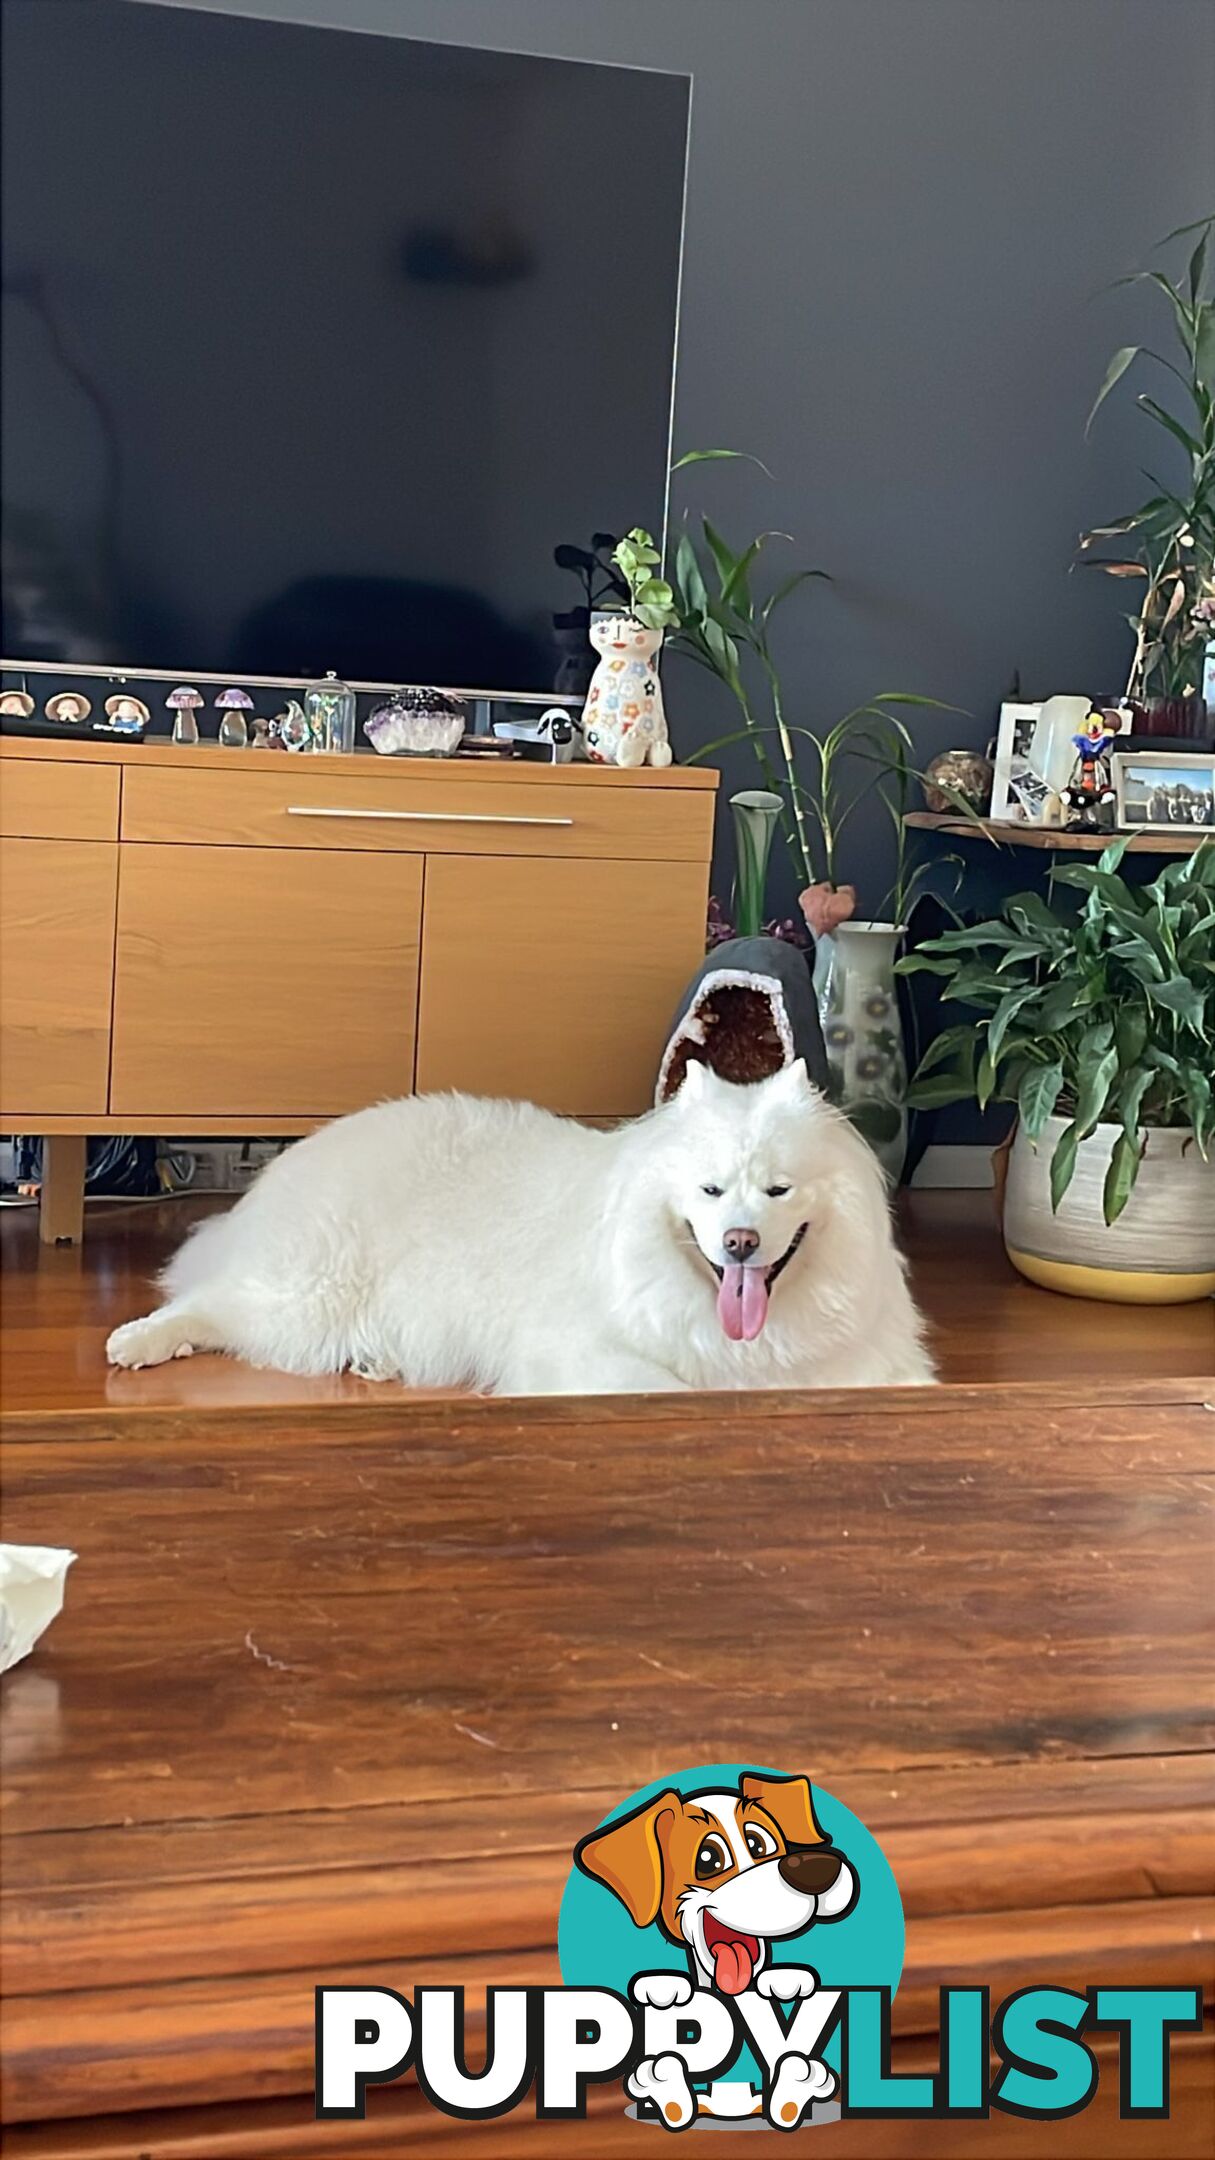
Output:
(665, 452), (956, 1173)
(900, 839), (1215, 1301)
(1080, 213), (1214, 732)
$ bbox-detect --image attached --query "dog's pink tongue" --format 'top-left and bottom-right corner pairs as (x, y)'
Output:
(717, 1264), (770, 1342)
(710, 1937), (756, 1995)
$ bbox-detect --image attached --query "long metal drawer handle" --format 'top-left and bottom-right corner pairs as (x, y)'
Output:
(286, 806), (574, 828)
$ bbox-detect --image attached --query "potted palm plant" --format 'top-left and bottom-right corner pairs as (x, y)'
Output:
(900, 839), (1215, 1302)
(1080, 213), (1214, 737)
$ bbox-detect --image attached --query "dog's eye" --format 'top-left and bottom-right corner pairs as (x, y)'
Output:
(765, 1184), (792, 1199)
(700, 1183), (724, 1198)
(694, 1834), (730, 1880)
(745, 1824), (778, 1860)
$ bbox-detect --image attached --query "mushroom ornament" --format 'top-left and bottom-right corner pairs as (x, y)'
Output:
(166, 685), (203, 745)
(215, 686), (253, 747)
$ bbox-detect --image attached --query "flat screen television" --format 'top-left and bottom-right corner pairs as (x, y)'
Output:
(0, 0), (689, 695)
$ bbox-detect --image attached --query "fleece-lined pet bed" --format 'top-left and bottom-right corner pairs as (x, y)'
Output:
(656, 935), (831, 1104)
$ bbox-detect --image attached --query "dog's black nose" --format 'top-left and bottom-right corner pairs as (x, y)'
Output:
(722, 1226), (761, 1261)
(778, 1847), (844, 1895)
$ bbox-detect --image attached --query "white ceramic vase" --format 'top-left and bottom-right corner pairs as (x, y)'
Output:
(816, 921), (908, 1183)
(1004, 1116), (1215, 1304)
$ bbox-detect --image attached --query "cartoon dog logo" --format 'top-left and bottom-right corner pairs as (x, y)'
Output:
(575, 1771), (857, 2126)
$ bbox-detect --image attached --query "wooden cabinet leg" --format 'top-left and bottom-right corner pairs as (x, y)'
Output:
(39, 1135), (87, 1247)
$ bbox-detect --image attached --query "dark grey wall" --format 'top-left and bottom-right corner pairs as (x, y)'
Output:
(148, 0), (1215, 913)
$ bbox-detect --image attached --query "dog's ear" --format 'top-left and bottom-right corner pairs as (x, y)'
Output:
(769, 1056), (812, 1101)
(740, 1771), (827, 1847)
(677, 1057), (709, 1103)
(574, 1791), (679, 1928)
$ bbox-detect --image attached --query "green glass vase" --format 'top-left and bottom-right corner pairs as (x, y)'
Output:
(729, 790), (783, 938)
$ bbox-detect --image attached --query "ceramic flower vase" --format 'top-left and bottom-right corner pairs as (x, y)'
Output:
(581, 612), (672, 768)
(729, 790), (784, 937)
(816, 921), (908, 1183)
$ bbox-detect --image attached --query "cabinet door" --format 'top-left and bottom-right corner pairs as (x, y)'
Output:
(0, 839), (118, 1117)
(416, 855), (710, 1116)
(110, 845), (422, 1118)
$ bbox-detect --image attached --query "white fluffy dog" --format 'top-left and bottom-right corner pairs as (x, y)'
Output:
(107, 1060), (933, 1393)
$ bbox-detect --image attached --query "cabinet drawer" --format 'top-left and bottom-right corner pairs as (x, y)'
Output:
(110, 846), (422, 1118)
(0, 757), (120, 840)
(416, 855), (711, 1115)
(0, 839), (117, 1116)
(121, 763), (713, 862)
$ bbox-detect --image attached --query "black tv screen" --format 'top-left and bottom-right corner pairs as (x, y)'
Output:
(0, 0), (689, 693)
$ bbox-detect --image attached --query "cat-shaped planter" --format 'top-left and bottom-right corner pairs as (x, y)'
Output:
(581, 613), (673, 768)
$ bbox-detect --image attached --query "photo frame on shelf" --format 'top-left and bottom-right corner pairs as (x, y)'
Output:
(1113, 750), (1215, 832)
(989, 701), (1043, 821)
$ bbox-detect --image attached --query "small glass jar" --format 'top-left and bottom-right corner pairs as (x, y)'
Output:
(304, 672), (356, 754)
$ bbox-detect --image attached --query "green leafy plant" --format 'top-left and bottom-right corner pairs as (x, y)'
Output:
(609, 529), (679, 631)
(899, 839), (1214, 1222)
(1080, 213), (1215, 701)
(665, 454), (955, 913)
(553, 533), (629, 618)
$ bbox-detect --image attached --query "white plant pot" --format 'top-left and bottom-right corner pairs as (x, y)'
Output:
(816, 921), (908, 1184)
(1004, 1115), (1215, 1304)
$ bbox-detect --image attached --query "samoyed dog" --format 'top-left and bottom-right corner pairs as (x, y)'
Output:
(107, 1060), (933, 1393)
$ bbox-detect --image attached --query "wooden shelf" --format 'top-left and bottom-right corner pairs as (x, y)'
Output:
(903, 810), (1210, 855)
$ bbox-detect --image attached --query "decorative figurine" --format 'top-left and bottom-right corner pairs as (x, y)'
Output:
(364, 688), (466, 757)
(249, 713), (274, 750)
(45, 691), (93, 724)
(104, 693), (149, 733)
(581, 611), (672, 768)
(166, 685), (203, 744)
(277, 698), (311, 751)
(215, 686), (253, 746)
(1063, 707), (1119, 832)
(304, 672), (356, 754)
(0, 690), (35, 717)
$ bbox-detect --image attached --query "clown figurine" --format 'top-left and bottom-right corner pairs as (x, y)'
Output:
(1063, 707), (1119, 832)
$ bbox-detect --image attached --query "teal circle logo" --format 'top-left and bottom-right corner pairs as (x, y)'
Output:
(558, 1762), (903, 2089)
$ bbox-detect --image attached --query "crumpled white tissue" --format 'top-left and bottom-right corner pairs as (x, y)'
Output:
(0, 1544), (76, 1674)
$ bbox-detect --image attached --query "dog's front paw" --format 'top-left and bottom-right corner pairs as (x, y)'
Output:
(767, 2051), (836, 2130)
(106, 1315), (190, 1370)
(630, 1972), (693, 2010)
(755, 1964), (819, 2003)
(628, 2053), (696, 2130)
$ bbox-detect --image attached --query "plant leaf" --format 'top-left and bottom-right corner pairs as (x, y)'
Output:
(1049, 1122), (1081, 1213)
(1018, 1059), (1064, 1140)
(671, 447), (774, 475)
(1102, 1130), (1140, 1225)
(986, 984), (1040, 1063)
(1085, 345), (1139, 435)
(1148, 976), (1206, 1032)
(1073, 1039), (1119, 1137)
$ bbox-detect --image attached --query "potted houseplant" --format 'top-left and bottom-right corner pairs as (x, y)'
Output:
(665, 452), (957, 1178)
(1079, 213), (1214, 739)
(900, 839), (1215, 1302)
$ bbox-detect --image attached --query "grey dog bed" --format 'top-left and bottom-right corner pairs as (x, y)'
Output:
(656, 935), (831, 1104)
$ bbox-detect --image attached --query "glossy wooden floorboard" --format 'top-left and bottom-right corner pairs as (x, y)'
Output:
(1, 1379), (1212, 2154)
(1, 1189), (1211, 1412)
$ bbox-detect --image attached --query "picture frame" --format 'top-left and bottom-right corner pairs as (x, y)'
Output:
(1112, 750), (1215, 832)
(989, 701), (1043, 821)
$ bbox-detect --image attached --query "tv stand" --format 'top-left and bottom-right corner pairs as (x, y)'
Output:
(0, 736), (716, 1244)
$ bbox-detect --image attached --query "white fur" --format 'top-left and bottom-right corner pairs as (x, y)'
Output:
(106, 1060), (934, 1393)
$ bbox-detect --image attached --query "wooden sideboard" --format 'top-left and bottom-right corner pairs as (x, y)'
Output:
(0, 737), (717, 1241)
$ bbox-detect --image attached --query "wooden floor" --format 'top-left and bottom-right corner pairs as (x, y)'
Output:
(0, 1189), (1210, 1412)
